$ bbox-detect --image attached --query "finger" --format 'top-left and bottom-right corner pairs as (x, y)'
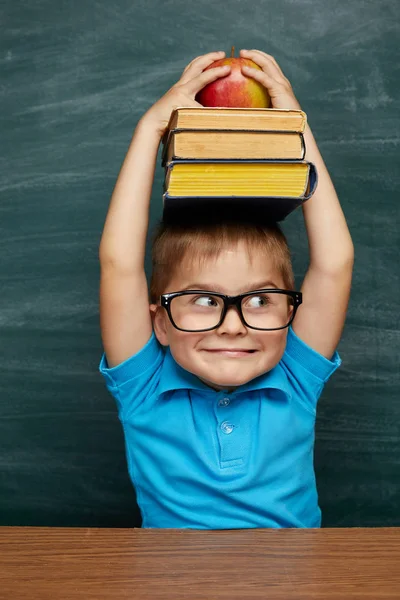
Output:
(180, 51), (226, 82)
(248, 50), (283, 72)
(180, 54), (226, 87)
(185, 65), (231, 95)
(240, 49), (288, 82)
(182, 51), (225, 75)
(241, 49), (284, 79)
(240, 64), (281, 91)
(251, 50), (289, 82)
(240, 49), (282, 70)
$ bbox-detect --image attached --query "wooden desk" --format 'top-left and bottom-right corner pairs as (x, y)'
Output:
(0, 527), (399, 599)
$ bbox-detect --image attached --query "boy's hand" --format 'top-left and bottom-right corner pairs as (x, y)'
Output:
(239, 49), (302, 111)
(141, 51), (231, 137)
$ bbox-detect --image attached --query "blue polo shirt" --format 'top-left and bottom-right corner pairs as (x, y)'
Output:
(99, 327), (341, 529)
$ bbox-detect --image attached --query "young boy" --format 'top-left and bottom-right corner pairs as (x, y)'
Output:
(98, 50), (354, 529)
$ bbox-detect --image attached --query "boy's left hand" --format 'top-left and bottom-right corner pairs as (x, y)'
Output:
(240, 49), (302, 111)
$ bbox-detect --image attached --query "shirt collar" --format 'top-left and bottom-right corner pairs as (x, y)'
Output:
(157, 346), (292, 399)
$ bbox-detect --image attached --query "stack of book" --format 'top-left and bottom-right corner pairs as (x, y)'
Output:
(160, 107), (317, 223)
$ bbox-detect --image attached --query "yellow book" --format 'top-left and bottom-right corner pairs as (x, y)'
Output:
(164, 160), (316, 198)
(162, 160), (318, 222)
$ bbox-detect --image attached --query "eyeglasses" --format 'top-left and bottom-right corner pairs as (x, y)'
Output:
(160, 289), (302, 332)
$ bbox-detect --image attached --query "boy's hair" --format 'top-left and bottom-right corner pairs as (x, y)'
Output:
(149, 219), (295, 304)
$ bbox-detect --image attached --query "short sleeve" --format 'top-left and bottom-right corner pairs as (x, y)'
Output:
(98, 331), (164, 419)
(280, 326), (342, 413)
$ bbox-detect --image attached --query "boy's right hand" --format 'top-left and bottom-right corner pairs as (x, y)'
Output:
(140, 51), (231, 138)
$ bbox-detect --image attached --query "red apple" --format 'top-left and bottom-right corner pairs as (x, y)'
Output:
(196, 50), (271, 108)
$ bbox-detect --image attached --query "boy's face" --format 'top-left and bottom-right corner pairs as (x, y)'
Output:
(151, 242), (292, 393)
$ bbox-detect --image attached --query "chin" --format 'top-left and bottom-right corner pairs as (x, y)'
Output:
(197, 351), (283, 390)
(200, 368), (258, 390)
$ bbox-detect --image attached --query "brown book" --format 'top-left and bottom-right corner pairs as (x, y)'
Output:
(164, 107), (307, 133)
(162, 129), (305, 165)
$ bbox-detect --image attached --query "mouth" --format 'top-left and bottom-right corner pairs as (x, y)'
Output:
(203, 349), (257, 357)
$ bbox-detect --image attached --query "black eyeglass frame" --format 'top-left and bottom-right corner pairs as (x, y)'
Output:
(160, 289), (303, 332)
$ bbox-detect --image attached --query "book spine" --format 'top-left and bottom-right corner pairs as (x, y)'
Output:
(303, 162), (318, 199)
(299, 132), (305, 160)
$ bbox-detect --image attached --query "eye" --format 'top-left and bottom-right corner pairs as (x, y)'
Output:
(193, 295), (219, 307)
(246, 294), (271, 308)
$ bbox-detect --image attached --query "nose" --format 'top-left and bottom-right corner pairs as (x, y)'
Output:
(216, 305), (247, 334)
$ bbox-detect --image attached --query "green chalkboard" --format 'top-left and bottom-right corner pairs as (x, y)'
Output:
(1, 0), (399, 527)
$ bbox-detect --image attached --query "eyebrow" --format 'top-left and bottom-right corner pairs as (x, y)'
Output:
(179, 280), (279, 294)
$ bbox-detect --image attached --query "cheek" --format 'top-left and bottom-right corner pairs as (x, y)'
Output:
(258, 330), (288, 362)
(275, 333), (289, 360)
(167, 329), (203, 362)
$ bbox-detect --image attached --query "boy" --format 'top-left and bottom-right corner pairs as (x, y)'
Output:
(98, 50), (354, 529)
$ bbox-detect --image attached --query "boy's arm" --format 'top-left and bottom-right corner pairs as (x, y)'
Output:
(99, 119), (161, 271)
(99, 52), (231, 368)
(240, 50), (354, 360)
(293, 125), (354, 359)
(99, 119), (161, 369)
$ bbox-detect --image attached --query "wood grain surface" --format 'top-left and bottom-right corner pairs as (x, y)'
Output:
(0, 527), (399, 599)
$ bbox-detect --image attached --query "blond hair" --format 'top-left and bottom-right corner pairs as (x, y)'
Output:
(149, 219), (295, 304)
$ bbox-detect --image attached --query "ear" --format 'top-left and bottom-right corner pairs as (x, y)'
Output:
(150, 304), (169, 346)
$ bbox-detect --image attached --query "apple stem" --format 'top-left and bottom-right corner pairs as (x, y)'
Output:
(231, 45), (235, 58)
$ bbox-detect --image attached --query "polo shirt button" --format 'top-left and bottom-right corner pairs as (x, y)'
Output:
(221, 421), (234, 434)
(219, 398), (230, 407)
